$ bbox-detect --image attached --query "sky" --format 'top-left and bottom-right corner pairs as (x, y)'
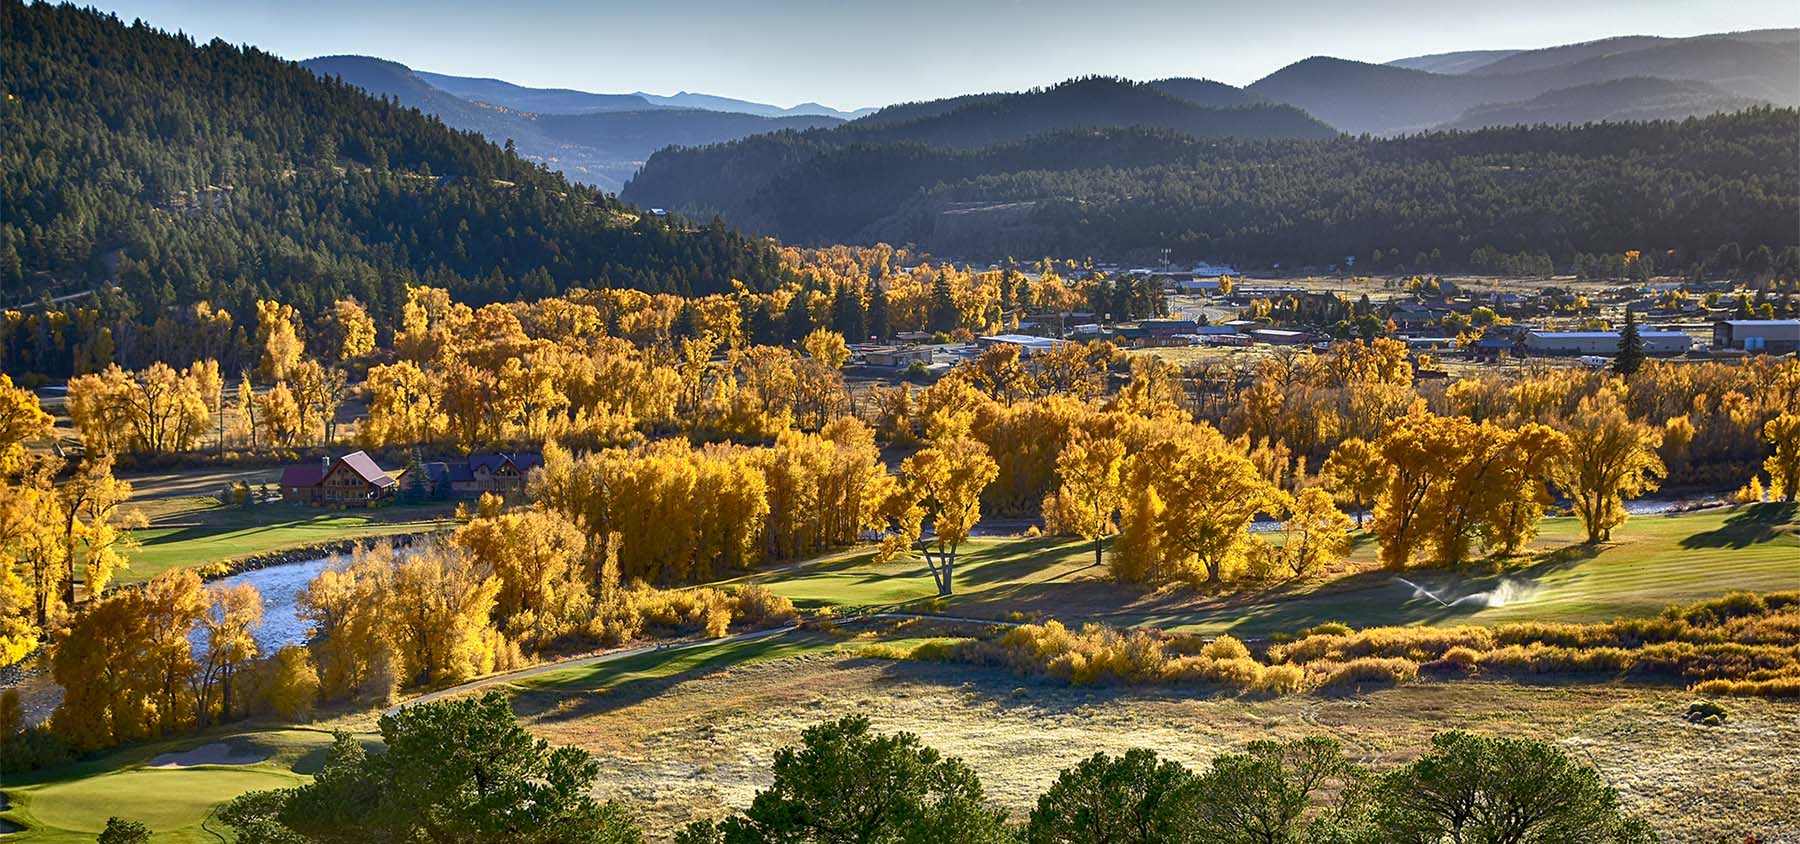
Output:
(89, 0), (1799, 111)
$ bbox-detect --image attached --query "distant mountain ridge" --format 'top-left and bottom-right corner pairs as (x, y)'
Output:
(303, 55), (848, 190)
(1333, 28), (1800, 134)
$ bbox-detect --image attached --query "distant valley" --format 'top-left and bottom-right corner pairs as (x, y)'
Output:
(303, 56), (864, 190)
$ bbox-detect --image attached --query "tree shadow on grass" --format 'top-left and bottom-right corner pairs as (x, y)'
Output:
(506, 633), (834, 725)
(1679, 503), (1799, 550)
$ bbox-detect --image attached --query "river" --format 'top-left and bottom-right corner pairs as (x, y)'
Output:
(189, 553), (340, 654)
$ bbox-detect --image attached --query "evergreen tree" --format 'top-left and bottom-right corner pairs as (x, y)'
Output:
(929, 271), (959, 334)
(867, 283), (892, 341)
(671, 301), (699, 340)
(782, 289), (814, 343)
(830, 286), (867, 342)
(1614, 309), (1644, 377)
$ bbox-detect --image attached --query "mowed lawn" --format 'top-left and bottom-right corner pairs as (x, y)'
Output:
(0, 729), (334, 843)
(513, 630), (845, 694)
(735, 504), (1800, 636)
(114, 501), (455, 584)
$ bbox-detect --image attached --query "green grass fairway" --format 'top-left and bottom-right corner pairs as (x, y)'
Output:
(1, 729), (333, 843)
(738, 504), (1800, 636)
(515, 631), (843, 694)
(116, 503), (454, 583)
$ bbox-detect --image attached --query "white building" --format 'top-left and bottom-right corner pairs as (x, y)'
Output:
(1524, 330), (1692, 357)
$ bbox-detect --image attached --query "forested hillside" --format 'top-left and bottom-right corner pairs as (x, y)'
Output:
(0, 0), (783, 376)
(626, 109), (1800, 268)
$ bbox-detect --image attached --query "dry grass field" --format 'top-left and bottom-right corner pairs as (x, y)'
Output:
(511, 642), (1799, 843)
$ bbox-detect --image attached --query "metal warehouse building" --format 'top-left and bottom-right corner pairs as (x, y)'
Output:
(1712, 320), (1800, 354)
(1524, 330), (1692, 357)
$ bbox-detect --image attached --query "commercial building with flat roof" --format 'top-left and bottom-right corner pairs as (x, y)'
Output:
(1524, 330), (1691, 357)
(1712, 320), (1800, 354)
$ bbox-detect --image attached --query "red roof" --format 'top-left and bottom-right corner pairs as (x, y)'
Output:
(279, 451), (395, 489)
(280, 464), (324, 487)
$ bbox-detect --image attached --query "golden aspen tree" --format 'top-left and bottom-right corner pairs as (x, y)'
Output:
(256, 381), (302, 447)
(255, 299), (303, 383)
(0, 373), (52, 476)
(453, 504), (589, 646)
(1148, 432), (1276, 585)
(387, 541), (501, 686)
(1050, 432), (1126, 568)
(1278, 487), (1354, 577)
(267, 646), (321, 719)
(1549, 389), (1664, 543)
(1761, 412), (1800, 502)
(140, 568), (206, 733)
(1319, 438), (1386, 528)
(199, 582), (262, 724)
(328, 297), (377, 362)
(58, 453), (140, 603)
(891, 431), (998, 596)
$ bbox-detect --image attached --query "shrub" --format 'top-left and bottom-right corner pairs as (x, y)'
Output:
(730, 584), (797, 628)
(1200, 635), (1252, 661)
(1311, 657), (1420, 689)
(1683, 699), (1729, 725)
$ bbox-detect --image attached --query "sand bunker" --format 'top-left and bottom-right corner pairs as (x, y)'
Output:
(149, 742), (269, 768)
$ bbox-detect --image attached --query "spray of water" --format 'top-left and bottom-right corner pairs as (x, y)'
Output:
(1393, 577), (1536, 609)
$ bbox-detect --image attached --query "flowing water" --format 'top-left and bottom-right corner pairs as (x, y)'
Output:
(188, 553), (341, 654)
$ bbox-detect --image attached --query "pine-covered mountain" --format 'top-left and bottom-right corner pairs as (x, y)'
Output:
(0, 0), (783, 375)
(304, 56), (846, 190)
(625, 108), (1799, 268)
(621, 76), (1338, 227)
(1440, 77), (1766, 130)
(1299, 29), (1800, 134)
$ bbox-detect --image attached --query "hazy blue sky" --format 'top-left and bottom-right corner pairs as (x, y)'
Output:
(90, 0), (1798, 110)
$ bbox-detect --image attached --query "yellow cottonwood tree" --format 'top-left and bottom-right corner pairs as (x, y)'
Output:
(1144, 431), (1276, 585)
(1049, 433), (1126, 568)
(1549, 389), (1664, 543)
(256, 299), (303, 383)
(1278, 487), (1353, 577)
(453, 503), (590, 647)
(328, 298), (377, 362)
(1319, 438), (1386, 528)
(0, 374), (52, 477)
(890, 431), (997, 596)
(1761, 413), (1800, 502)
(198, 582), (262, 724)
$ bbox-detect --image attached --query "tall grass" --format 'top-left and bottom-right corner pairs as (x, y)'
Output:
(891, 592), (1800, 698)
